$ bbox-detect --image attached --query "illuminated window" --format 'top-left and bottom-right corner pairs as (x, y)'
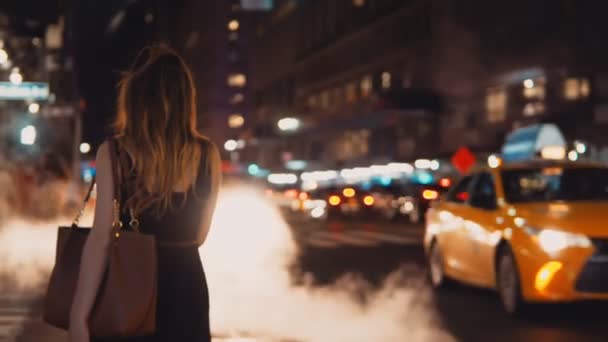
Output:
(333, 87), (343, 106)
(320, 91), (329, 108)
(227, 73), (247, 87)
(564, 78), (591, 100)
(228, 20), (239, 31)
(381, 72), (391, 89)
(360, 75), (373, 98)
(345, 82), (357, 103)
(230, 93), (244, 104)
(486, 87), (507, 123)
(307, 95), (317, 108)
(353, 0), (365, 7)
(523, 102), (546, 117)
(522, 78), (546, 100)
(228, 114), (245, 128)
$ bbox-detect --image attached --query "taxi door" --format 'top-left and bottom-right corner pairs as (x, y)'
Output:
(435, 175), (476, 279)
(462, 172), (502, 286)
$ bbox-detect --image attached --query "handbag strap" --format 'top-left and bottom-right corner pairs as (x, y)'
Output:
(70, 138), (140, 233)
(108, 138), (124, 232)
(108, 138), (140, 233)
(71, 177), (96, 228)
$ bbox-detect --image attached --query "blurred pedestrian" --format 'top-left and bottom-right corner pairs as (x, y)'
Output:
(68, 45), (221, 342)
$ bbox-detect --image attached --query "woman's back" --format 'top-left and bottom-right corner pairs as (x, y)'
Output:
(70, 45), (221, 342)
(117, 137), (220, 247)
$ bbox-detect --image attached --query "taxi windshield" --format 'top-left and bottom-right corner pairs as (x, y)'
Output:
(502, 167), (608, 203)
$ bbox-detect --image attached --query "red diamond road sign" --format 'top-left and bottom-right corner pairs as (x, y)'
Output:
(451, 147), (477, 174)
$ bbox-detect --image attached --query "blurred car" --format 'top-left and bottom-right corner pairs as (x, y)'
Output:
(289, 188), (329, 220)
(324, 186), (377, 219)
(369, 179), (452, 223)
(425, 160), (608, 315)
(265, 185), (301, 210)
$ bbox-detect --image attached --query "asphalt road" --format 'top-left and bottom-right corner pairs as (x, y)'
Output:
(5, 214), (608, 342)
(286, 215), (608, 342)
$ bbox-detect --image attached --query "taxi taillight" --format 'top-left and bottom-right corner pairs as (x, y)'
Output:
(328, 195), (341, 206)
(285, 189), (298, 199)
(342, 187), (356, 198)
(422, 189), (439, 200)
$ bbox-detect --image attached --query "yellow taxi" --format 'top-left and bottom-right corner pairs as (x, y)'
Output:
(424, 159), (608, 314)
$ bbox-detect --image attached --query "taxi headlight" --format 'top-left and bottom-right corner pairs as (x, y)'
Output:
(530, 228), (591, 253)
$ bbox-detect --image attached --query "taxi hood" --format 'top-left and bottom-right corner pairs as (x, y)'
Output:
(512, 202), (608, 238)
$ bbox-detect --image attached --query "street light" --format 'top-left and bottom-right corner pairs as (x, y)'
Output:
(9, 68), (22, 85)
(523, 79), (534, 89)
(0, 48), (7, 65)
(228, 114), (245, 128)
(574, 141), (587, 154)
(414, 159), (431, 169)
(224, 139), (238, 152)
(277, 117), (300, 132)
(20, 125), (36, 145)
(28, 102), (40, 114)
(228, 19), (240, 31)
(80, 142), (91, 154)
(430, 159), (440, 171)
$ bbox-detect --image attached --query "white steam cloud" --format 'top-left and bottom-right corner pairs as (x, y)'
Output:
(0, 184), (455, 342)
(203, 186), (455, 342)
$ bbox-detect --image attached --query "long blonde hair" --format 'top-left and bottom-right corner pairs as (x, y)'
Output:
(113, 45), (205, 216)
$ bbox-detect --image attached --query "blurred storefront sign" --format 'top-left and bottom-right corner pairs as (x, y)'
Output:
(240, 0), (273, 11)
(41, 105), (76, 118)
(285, 160), (307, 171)
(0, 82), (49, 100)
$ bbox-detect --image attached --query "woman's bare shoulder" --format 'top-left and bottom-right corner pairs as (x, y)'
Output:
(195, 136), (219, 158)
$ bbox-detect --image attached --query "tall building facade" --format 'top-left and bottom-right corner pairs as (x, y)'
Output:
(249, 0), (442, 171)
(247, 0), (608, 172)
(154, 0), (266, 154)
(0, 0), (79, 170)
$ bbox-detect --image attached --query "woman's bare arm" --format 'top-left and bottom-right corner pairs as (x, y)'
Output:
(197, 142), (222, 245)
(69, 142), (115, 327)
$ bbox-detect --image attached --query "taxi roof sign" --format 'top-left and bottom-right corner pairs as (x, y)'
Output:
(501, 124), (566, 163)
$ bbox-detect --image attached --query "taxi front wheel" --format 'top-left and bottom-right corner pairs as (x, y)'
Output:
(497, 245), (528, 316)
(428, 242), (450, 289)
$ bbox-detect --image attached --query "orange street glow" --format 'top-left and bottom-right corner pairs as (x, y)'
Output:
(284, 189), (298, 199)
(363, 195), (375, 206)
(439, 178), (451, 188)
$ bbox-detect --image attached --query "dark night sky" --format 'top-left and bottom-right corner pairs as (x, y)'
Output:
(73, 0), (154, 146)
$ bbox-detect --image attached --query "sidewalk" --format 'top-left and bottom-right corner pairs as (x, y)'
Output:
(15, 317), (65, 342)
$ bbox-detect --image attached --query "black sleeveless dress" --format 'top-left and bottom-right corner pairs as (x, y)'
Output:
(96, 139), (216, 342)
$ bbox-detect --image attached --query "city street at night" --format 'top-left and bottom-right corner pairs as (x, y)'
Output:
(2, 0), (608, 341)
(1, 185), (608, 341)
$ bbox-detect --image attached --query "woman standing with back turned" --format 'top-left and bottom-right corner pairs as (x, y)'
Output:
(68, 45), (221, 341)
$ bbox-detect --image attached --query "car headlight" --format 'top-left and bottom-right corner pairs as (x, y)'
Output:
(527, 228), (592, 253)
